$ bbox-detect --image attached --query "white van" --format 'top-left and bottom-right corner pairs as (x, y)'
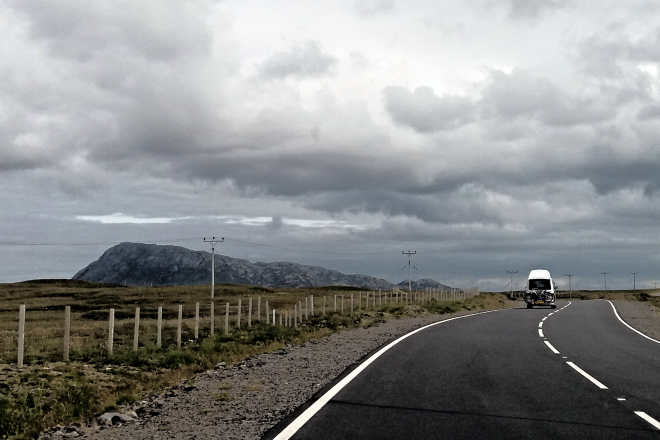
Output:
(525, 269), (557, 308)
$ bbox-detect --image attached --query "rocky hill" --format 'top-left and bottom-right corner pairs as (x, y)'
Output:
(72, 242), (408, 289)
(397, 278), (452, 291)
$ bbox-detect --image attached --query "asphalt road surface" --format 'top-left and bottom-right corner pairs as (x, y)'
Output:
(264, 301), (660, 439)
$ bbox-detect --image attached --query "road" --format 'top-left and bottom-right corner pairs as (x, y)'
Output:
(263, 301), (660, 439)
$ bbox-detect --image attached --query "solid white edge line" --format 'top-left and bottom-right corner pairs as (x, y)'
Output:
(566, 361), (608, 389)
(635, 411), (660, 430)
(538, 328), (544, 338)
(272, 309), (502, 439)
(544, 340), (559, 354)
(605, 301), (660, 345)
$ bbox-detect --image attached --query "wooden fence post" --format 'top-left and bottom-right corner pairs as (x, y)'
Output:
(294, 304), (298, 327)
(359, 292), (362, 311)
(195, 302), (199, 339)
(341, 295), (344, 314)
(18, 304), (25, 368)
(64, 305), (70, 361)
(210, 302), (215, 336)
(257, 297), (261, 322)
(311, 295), (314, 316)
(279, 313), (282, 326)
(248, 297), (252, 328)
(157, 306), (162, 347)
(334, 295), (337, 312)
(305, 297), (308, 319)
(225, 302), (229, 334)
(237, 299), (242, 328)
(273, 309), (275, 324)
(108, 308), (114, 355)
(177, 305), (182, 348)
(351, 293), (354, 315)
(323, 296), (326, 314)
(298, 301), (302, 323)
(133, 306), (140, 351)
(266, 301), (270, 324)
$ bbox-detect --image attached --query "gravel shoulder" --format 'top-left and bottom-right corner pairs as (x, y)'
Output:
(38, 300), (660, 440)
(612, 300), (660, 341)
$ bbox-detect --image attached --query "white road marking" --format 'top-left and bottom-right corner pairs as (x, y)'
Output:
(544, 341), (560, 354)
(538, 321), (543, 328)
(538, 328), (544, 337)
(617, 398), (626, 401)
(272, 309), (503, 440)
(606, 301), (660, 345)
(635, 412), (660, 430)
(566, 362), (608, 389)
(542, 317), (547, 321)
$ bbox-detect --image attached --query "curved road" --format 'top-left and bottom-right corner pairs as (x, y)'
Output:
(263, 301), (660, 439)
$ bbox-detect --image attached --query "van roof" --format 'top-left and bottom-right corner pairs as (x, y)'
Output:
(528, 269), (551, 279)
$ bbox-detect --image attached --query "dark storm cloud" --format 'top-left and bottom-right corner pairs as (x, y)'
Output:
(383, 86), (476, 132)
(258, 42), (337, 79)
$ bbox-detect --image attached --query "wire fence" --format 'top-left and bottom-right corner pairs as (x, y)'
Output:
(2, 287), (478, 368)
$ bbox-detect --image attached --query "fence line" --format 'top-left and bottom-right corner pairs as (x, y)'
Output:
(5, 287), (479, 367)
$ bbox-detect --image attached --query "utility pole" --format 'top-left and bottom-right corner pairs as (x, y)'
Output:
(565, 274), (575, 299)
(204, 237), (224, 299)
(402, 251), (416, 292)
(631, 272), (637, 290)
(601, 272), (609, 295)
(507, 270), (518, 299)
(653, 282), (658, 290)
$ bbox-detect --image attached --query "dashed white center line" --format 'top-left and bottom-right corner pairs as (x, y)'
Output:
(635, 412), (660, 430)
(542, 317), (547, 321)
(538, 321), (543, 328)
(544, 340), (560, 354)
(566, 362), (608, 389)
(538, 328), (544, 338)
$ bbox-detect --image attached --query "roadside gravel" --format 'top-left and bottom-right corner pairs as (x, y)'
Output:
(38, 300), (659, 440)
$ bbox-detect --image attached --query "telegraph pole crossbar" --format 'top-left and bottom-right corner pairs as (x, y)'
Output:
(204, 237), (224, 299)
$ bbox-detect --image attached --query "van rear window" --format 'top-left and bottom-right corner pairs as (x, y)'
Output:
(529, 279), (551, 290)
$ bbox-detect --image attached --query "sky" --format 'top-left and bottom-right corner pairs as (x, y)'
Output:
(1, 0), (660, 291)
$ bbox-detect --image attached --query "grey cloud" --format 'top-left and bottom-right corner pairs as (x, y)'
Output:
(354, 0), (395, 17)
(578, 26), (660, 79)
(637, 104), (660, 120)
(507, 0), (566, 19)
(383, 86), (476, 132)
(258, 42), (337, 79)
(7, 0), (212, 61)
(480, 69), (615, 126)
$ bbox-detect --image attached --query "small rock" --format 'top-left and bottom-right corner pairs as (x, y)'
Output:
(98, 412), (135, 426)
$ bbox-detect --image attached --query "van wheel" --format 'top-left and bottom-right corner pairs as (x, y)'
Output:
(551, 304), (556, 309)
(527, 304), (533, 309)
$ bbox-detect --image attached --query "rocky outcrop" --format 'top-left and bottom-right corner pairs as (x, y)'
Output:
(72, 242), (405, 289)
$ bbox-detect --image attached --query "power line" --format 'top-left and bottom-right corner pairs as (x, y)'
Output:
(601, 272), (609, 294)
(565, 274), (575, 299)
(203, 237), (224, 299)
(402, 251), (416, 292)
(507, 270), (518, 299)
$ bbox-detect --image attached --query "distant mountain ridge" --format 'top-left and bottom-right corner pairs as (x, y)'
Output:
(73, 242), (451, 290)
